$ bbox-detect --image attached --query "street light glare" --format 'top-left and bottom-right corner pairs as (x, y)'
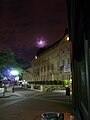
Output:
(66, 36), (69, 41)
(10, 70), (19, 76)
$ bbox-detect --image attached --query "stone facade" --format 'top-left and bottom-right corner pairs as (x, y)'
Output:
(23, 67), (32, 83)
(31, 34), (72, 87)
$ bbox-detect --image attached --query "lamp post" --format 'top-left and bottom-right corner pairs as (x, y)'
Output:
(10, 70), (19, 93)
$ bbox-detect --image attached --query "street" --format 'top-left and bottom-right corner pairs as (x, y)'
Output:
(0, 87), (73, 120)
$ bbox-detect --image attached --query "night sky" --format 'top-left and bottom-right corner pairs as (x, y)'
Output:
(0, 0), (67, 62)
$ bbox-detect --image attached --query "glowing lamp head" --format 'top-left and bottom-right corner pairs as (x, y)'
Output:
(10, 70), (19, 76)
(35, 55), (37, 59)
(66, 36), (69, 41)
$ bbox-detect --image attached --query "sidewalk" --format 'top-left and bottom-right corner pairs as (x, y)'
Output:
(0, 91), (20, 98)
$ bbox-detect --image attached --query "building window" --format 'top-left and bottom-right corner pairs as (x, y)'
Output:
(62, 60), (65, 66)
(52, 64), (54, 71)
(47, 65), (49, 71)
(68, 58), (70, 64)
(41, 76), (42, 81)
(62, 50), (64, 53)
(57, 62), (59, 70)
(41, 67), (43, 73)
(44, 66), (46, 72)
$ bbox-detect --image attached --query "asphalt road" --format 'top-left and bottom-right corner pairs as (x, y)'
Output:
(0, 87), (73, 120)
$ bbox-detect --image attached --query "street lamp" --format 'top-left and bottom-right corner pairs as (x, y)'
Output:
(66, 36), (69, 41)
(10, 70), (19, 93)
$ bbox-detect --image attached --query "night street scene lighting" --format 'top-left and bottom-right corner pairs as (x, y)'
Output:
(10, 70), (19, 93)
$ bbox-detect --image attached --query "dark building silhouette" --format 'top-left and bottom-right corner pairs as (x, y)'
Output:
(66, 0), (90, 120)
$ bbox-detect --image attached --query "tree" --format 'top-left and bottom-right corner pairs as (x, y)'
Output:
(16, 58), (29, 69)
(0, 49), (17, 95)
(0, 49), (17, 71)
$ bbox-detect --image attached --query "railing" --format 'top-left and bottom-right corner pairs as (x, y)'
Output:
(29, 85), (65, 92)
